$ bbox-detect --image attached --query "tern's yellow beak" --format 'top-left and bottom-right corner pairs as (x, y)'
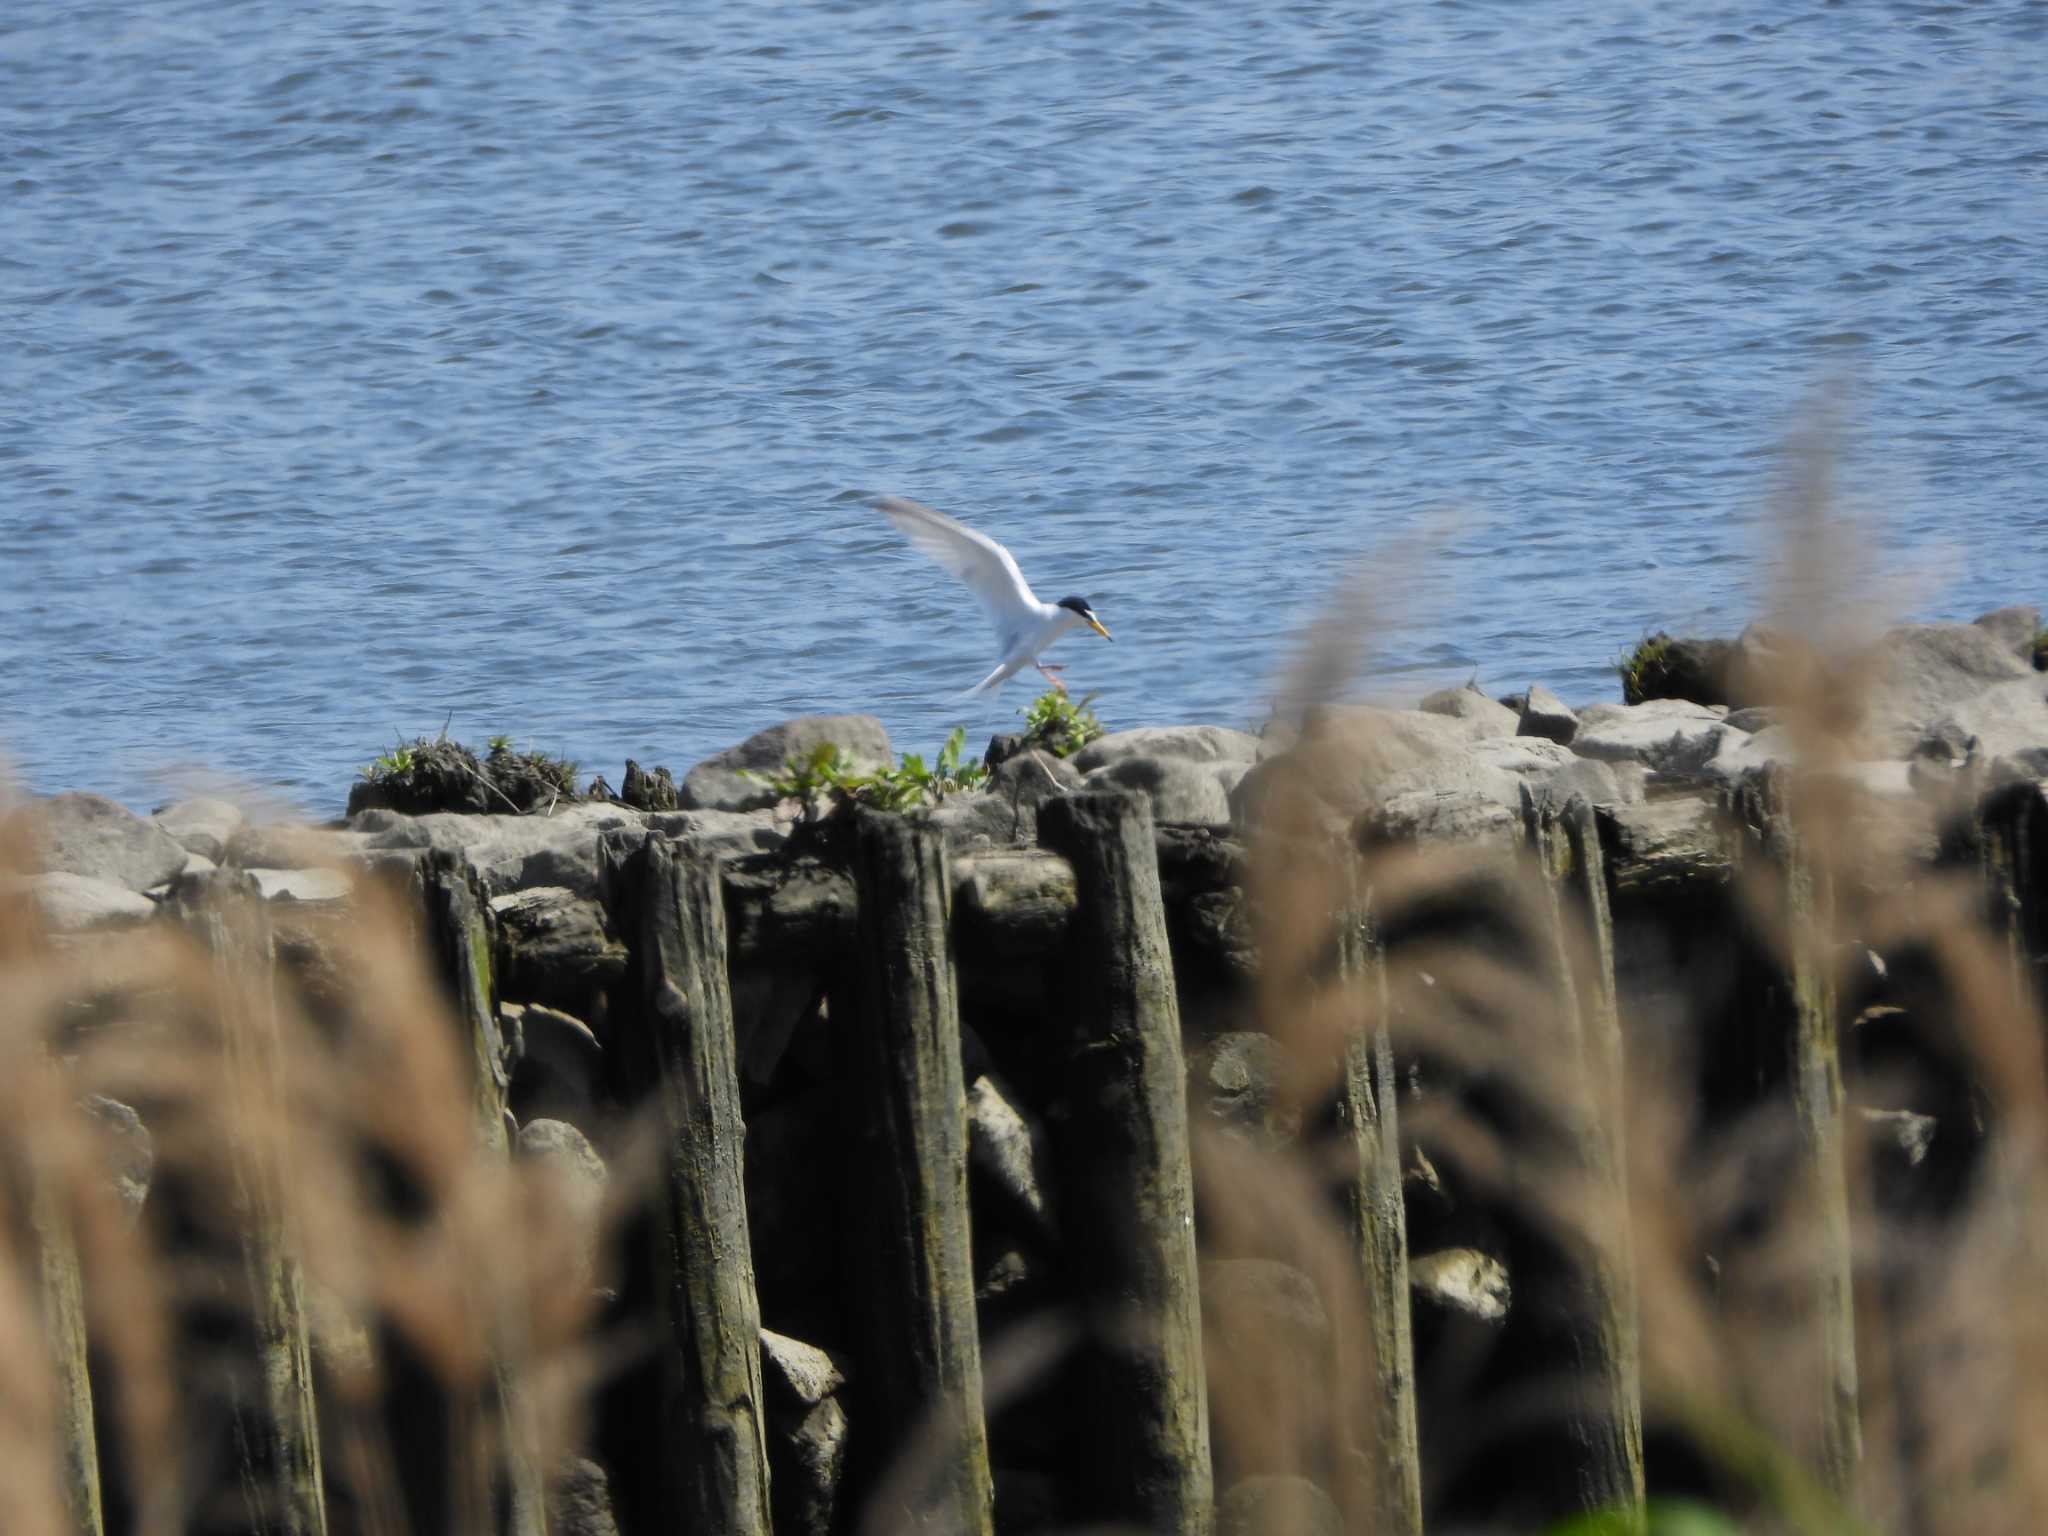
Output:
(1087, 615), (1113, 641)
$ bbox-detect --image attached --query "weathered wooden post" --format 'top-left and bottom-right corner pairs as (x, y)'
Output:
(1036, 791), (1213, 1536)
(419, 852), (549, 1536)
(1334, 875), (1423, 1536)
(1522, 792), (1646, 1525)
(1729, 777), (1862, 1499)
(32, 1164), (103, 1536)
(168, 870), (329, 1536)
(846, 810), (995, 1534)
(610, 834), (773, 1536)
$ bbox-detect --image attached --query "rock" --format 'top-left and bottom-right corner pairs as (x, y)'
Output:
(1072, 725), (1260, 773)
(761, 1330), (850, 1536)
(355, 803), (647, 899)
(81, 1094), (153, 1221)
(547, 1456), (621, 1536)
(1974, 605), (2041, 664)
(951, 849), (1076, 961)
(1217, 1476), (1344, 1536)
(760, 1328), (849, 1407)
(1193, 1033), (1296, 1144)
(516, 1119), (608, 1292)
(1620, 632), (1735, 706)
(1516, 684), (1579, 745)
(1571, 698), (1736, 776)
(502, 1002), (607, 1127)
(1230, 707), (1521, 836)
(1724, 706), (1779, 734)
(618, 759), (680, 812)
(679, 714), (893, 813)
(1920, 676), (2048, 768)
(1705, 724), (1793, 784)
(1860, 1107), (1936, 1169)
(151, 797), (245, 862)
(923, 792), (1026, 851)
(224, 821), (375, 870)
(491, 886), (628, 1016)
(1356, 789), (1520, 848)
(983, 747), (1080, 841)
(9, 872), (155, 931)
(643, 807), (788, 860)
(1419, 683), (1520, 737)
(1598, 796), (1734, 896)
(246, 867), (352, 903)
(1860, 623), (2034, 755)
(968, 1074), (1056, 1237)
(1467, 737), (1636, 810)
(1409, 1247), (1511, 1322)
(12, 793), (189, 892)
(1082, 755), (1234, 826)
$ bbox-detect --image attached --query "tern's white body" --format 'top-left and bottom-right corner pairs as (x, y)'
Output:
(875, 496), (1109, 695)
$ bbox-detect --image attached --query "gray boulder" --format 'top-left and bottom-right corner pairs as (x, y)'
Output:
(1974, 605), (2042, 663)
(1921, 676), (2048, 768)
(1418, 682), (1520, 737)
(1072, 725), (1260, 773)
(11, 872), (155, 931)
(16, 793), (189, 892)
(1410, 1247), (1511, 1322)
(761, 1329), (850, 1536)
(547, 1457), (620, 1536)
(680, 715), (893, 813)
(1230, 707), (1520, 835)
(923, 792), (1026, 851)
(354, 803), (647, 899)
(1571, 698), (1736, 775)
(224, 821), (375, 870)
(1517, 683), (1579, 745)
(643, 807), (788, 860)
(1218, 1477), (1344, 1536)
(1467, 737), (1637, 810)
(151, 797), (245, 862)
(984, 747), (1080, 842)
(1860, 623), (2034, 755)
(82, 1094), (154, 1222)
(1193, 1033), (1296, 1145)
(516, 1118), (608, 1293)
(491, 886), (628, 1016)
(502, 1001), (607, 1128)
(967, 1074), (1056, 1237)
(246, 867), (352, 903)
(1083, 755), (1235, 826)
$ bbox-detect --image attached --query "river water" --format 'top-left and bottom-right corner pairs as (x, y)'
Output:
(4, 0), (2045, 811)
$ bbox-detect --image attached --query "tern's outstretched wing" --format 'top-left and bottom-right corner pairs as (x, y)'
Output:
(875, 496), (1042, 646)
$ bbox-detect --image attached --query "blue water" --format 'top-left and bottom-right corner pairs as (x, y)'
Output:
(4, 1), (2045, 812)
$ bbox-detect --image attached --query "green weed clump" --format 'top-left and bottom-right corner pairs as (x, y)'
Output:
(1021, 688), (1104, 758)
(351, 730), (579, 815)
(748, 727), (990, 822)
(1616, 634), (1674, 705)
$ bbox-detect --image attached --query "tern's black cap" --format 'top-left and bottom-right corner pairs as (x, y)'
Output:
(1056, 595), (1097, 615)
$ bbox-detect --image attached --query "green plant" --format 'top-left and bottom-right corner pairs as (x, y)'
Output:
(1020, 687), (1104, 758)
(359, 743), (417, 781)
(487, 733), (514, 755)
(2033, 627), (2047, 671)
(746, 728), (991, 820)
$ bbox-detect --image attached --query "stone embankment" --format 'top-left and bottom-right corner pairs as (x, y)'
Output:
(6, 605), (2048, 1533)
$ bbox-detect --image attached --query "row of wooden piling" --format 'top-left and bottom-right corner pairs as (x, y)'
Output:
(42, 773), (2036, 1534)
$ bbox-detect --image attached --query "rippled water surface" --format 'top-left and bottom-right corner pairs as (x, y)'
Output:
(5, 1), (2045, 810)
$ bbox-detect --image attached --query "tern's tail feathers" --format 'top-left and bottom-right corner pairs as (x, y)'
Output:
(963, 660), (1018, 697)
